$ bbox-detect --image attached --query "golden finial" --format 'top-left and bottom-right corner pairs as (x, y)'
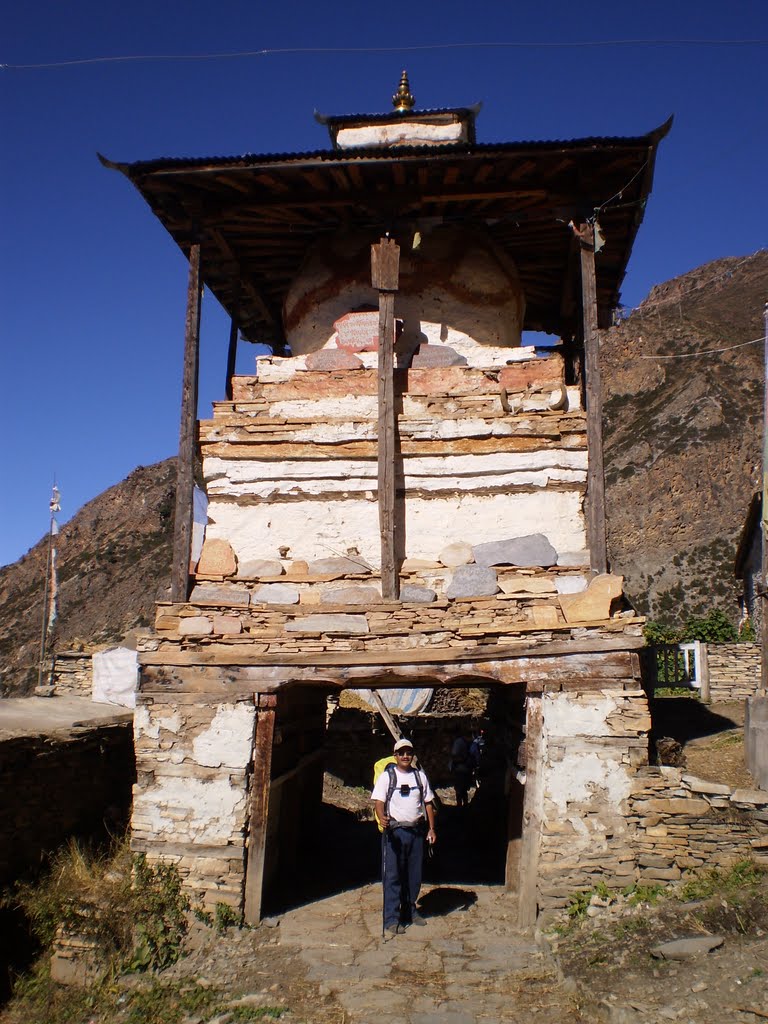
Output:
(392, 70), (415, 112)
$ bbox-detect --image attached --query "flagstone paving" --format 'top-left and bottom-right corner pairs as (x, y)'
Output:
(273, 882), (582, 1024)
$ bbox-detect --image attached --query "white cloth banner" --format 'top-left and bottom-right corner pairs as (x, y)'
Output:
(92, 647), (138, 708)
(192, 485), (209, 565)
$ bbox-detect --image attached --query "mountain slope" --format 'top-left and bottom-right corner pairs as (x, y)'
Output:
(602, 250), (768, 621)
(0, 460), (176, 696)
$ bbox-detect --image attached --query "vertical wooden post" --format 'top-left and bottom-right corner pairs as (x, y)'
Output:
(244, 694), (276, 925)
(371, 238), (401, 601)
(225, 279), (240, 401)
(576, 222), (608, 575)
(171, 244), (203, 602)
(517, 695), (544, 928)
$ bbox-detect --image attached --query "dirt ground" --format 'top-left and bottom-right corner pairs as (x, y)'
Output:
(3, 698), (764, 1024)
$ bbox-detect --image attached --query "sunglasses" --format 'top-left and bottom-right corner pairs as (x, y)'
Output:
(396, 750), (414, 757)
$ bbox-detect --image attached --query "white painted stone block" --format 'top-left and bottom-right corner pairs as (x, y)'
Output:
(205, 490), (586, 568)
(192, 703), (256, 769)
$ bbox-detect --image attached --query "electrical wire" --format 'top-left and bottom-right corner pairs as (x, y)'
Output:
(3, 37), (768, 71)
(637, 335), (764, 360)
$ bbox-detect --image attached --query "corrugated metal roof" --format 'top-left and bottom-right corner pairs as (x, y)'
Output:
(111, 120), (672, 177)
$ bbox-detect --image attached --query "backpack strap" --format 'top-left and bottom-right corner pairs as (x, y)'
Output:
(384, 763), (426, 821)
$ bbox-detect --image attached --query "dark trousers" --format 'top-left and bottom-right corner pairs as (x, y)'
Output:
(381, 826), (424, 928)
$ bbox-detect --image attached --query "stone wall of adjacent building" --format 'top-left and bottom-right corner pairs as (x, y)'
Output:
(706, 643), (761, 701)
(0, 723), (134, 887)
(630, 768), (768, 878)
(50, 652), (93, 697)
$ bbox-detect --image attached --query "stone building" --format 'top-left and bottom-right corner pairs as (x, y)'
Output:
(104, 76), (672, 922)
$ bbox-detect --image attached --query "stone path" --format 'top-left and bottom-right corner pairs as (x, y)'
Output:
(274, 882), (581, 1024)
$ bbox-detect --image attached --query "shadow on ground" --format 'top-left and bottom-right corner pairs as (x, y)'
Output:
(649, 696), (740, 747)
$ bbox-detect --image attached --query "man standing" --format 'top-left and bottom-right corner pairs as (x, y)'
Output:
(372, 738), (437, 937)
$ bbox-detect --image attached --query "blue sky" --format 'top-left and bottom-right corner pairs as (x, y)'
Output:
(1, 1), (766, 567)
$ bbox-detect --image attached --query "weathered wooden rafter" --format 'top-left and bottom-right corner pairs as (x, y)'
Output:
(103, 119), (670, 348)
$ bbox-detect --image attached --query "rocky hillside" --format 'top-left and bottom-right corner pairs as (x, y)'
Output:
(0, 461), (176, 696)
(602, 250), (768, 623)
(0, 253), (765, 696)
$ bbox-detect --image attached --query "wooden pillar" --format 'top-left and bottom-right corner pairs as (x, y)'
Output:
(171, 243), (203, 602)
(576, 223), (608, 575)
(225, 279), (240, 401)
(516, 695), (544, 928)
(371, 238), (401, 600)
(244, 693), (276, 925)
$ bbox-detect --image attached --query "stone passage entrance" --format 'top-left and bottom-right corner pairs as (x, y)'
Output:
(133, 644), (649, 924)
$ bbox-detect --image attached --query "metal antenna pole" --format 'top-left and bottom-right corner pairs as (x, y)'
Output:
(37, 508), (55, 690)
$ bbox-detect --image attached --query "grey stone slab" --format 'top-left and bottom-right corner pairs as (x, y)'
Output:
(399, 584), (437, 604)
(238, 559), (284, 578)
(445, 565), (499, 598)
(321, 586), (382, 605)
(308, 556), (372, 575)
(650, 935), (724, 959)
(305, 348), (364, 371)
(305, 962), (363, 982)
(557, 549), (589, 566)
(285, 614), (369, 635)
(189, 585), (251, 607)
(472, 534), (557, 568)
(410, 344), (468, 368)
(428, 938), (464, 954)
(251, 583), (300, 605)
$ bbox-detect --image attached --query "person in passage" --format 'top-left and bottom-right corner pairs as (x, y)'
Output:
(449, 729), (473, 808)
(371, 738), (437, 937)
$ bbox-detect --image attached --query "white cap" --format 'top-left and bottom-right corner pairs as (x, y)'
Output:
(393, 738), (414, 752)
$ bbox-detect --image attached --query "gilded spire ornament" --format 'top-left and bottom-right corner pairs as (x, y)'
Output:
(392, 70), (415, 112)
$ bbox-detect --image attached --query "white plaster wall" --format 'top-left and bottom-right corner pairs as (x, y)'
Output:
(540, 692), (634, 820)
(204, 450), (587, 495)
(204, 489), (586, 566)
(191, 704), (256, 769)
(133, 776), (248, 844)
(336, 121), (466, 148)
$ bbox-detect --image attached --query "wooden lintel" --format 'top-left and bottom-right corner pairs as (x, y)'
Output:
(171, 243), (202, 602)
(243, 707), (275, 924)
(138, 633), (645, 669)
(139, 644), (644, 696)
(575, 221), (608, 575)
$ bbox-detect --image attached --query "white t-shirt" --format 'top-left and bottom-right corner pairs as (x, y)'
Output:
(371, 765), (434, 824)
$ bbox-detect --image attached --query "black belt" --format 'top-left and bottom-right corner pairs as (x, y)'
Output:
(388, 819), (425, 831)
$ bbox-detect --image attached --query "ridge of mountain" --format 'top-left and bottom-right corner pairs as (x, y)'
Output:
(1, 252), (765, 696)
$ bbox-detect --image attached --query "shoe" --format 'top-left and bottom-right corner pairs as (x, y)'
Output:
(384, 924), (399, 938)
(396, 923), (407, 934)
(410, 912), (427, 926)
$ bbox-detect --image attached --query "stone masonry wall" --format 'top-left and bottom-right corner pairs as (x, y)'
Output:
(538, 689), (651, 908)
(707, 642), (760, 701)
(50, 652), (92, 697)
(131, 698), (256, 909)
(630, 768), (768, 879)
(0, 724), (134, 887)
(538, 694), (768, 909)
